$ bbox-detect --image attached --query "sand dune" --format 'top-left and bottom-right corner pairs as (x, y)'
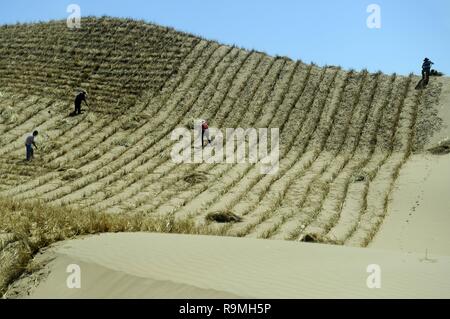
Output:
(1, 18), (449, 298)
(8, 233), (450, 299)
(371, 154), (450, 255)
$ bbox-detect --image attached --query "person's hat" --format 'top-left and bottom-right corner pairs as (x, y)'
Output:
(424, 58), (430, 61)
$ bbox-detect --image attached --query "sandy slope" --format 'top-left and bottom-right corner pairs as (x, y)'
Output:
(371, 77), (450, 255)
(9, 233), (450, 299)
(371, 154), (450, 255)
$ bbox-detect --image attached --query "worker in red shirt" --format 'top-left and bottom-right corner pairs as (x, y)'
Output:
(202, 119), (211, 147)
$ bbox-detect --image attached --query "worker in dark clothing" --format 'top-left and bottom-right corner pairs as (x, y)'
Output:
(25, 130), (38, 161)
(74, 91), (88, 115)
(422, 58), (434, 85)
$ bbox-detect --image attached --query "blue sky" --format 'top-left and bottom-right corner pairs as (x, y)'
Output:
(1, 0), (449, 75)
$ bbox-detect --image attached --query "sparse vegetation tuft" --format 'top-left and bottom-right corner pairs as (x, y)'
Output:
(428, 139), (450, 155)
(206, 211), (242, 223)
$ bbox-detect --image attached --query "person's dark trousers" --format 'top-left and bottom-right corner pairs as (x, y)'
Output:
(75, 103), (81, 115)
(75, 104), (81, 114)
(422, 69), (430, 85)
(26, 144), (33, 161)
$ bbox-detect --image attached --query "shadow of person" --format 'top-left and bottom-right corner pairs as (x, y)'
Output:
(69, 110), (84, 117)
(415, 79), (425, 90)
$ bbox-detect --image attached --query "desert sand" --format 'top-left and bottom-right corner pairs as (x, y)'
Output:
(9, 232), (450, 299)
(371, 154), (450, 255)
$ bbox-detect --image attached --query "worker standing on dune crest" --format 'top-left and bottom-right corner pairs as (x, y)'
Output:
(73, 90), (89, 115)
(25, 130), (38, 161)
(422, 58), (434, 85)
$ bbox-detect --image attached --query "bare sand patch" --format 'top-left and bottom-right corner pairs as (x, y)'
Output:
(371, 153), (450, 256)
(8, 233), (450, 299)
